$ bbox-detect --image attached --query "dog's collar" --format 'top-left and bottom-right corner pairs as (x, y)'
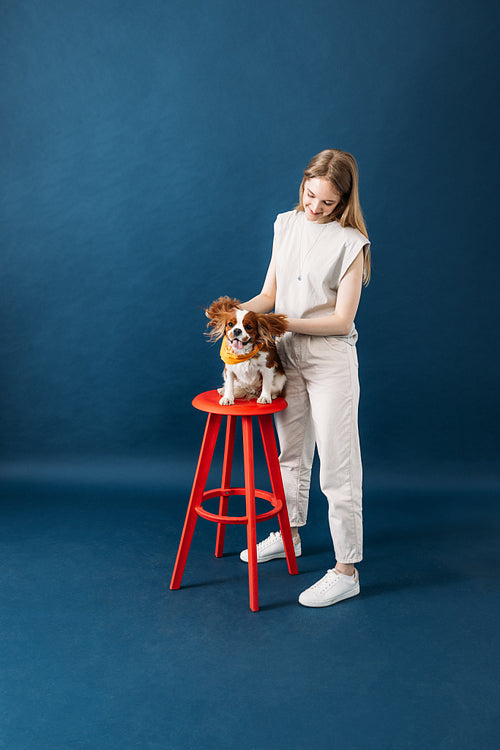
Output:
(220, 336), (264, 365)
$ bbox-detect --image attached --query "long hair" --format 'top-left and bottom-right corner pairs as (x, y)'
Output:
(296, 149), (371, 284)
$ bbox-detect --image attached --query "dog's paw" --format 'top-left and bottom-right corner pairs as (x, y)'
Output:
(257, 394), (272, 404)
(219, 396), (234, 406)
(217, 387), (224, 395)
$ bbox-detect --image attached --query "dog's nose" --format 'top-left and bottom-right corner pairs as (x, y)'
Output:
(233, 328), (242, 337)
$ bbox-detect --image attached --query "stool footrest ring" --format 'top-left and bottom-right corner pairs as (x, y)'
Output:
(195, 487), (283, 525)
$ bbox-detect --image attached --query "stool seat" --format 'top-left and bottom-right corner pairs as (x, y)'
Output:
(192, 389), (288, 416)
(170, 389), (298, 611)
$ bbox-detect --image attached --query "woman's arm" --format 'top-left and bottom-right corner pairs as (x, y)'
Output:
(242, 247), (364, 335)
(240, 251), (277, 313)
(286, 251), (364, 336)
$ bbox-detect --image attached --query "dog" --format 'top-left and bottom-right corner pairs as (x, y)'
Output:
(205, 296), (287, 405)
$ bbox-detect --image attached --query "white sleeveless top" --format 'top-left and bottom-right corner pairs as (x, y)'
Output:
(273, 210), (370, 344)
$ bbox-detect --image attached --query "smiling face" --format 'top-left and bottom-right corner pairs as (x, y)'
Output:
(226, 309), (259, 352)
(303, 177), (341, 222)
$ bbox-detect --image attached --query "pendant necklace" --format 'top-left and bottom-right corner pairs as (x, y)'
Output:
(297, 217), (327, 281)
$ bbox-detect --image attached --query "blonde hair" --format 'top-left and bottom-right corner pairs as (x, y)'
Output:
(296, 149), (371, 284)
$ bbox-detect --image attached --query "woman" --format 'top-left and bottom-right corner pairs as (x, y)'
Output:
(240, 149), (371, 607)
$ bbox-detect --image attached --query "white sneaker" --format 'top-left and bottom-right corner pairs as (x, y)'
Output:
(240, 531), (302, 563)
(298, 568), (360, 607)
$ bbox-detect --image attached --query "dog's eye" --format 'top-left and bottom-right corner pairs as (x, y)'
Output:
(227, 322), (234, 328)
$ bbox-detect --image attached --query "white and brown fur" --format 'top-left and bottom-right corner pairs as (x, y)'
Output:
(205, 296), (287, 405)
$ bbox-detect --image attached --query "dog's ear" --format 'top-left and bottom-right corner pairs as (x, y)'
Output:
(257, 313), (288, 346)
(205, 296), (241, 319)
(204, 296), (241, 341)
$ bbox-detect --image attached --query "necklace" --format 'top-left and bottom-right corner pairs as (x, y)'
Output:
(297, 217), (327, 281)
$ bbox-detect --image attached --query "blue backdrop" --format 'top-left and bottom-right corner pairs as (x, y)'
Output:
(1, 0), (499, 484)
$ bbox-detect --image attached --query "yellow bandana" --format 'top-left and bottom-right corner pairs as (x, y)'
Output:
(220, 336), (264, 365)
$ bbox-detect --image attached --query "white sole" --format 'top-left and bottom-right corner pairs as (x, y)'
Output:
(299, 584), (360, 608)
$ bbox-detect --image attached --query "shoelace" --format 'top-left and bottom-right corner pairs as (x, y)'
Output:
(257, 531), (282, 549)
(310, 569), (341, 591)
(310, 569), (357, 591)
(255, 531), (299, 553)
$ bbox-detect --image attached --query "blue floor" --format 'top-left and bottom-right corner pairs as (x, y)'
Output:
(0, 470), (498, 750)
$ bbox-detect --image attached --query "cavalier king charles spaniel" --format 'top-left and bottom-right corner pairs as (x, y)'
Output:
(205, 296), (287, 405)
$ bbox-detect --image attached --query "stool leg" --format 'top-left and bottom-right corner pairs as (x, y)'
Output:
(215, 415), (236, 558)
(258, 415), (298, 576)
(170, 412), (223, 590)
(242, 416), (259, 612)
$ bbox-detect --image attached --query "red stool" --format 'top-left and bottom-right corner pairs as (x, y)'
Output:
(170, 389), (298, 611)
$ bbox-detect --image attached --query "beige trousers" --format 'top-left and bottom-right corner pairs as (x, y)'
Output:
(275, 333), (363, 564)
